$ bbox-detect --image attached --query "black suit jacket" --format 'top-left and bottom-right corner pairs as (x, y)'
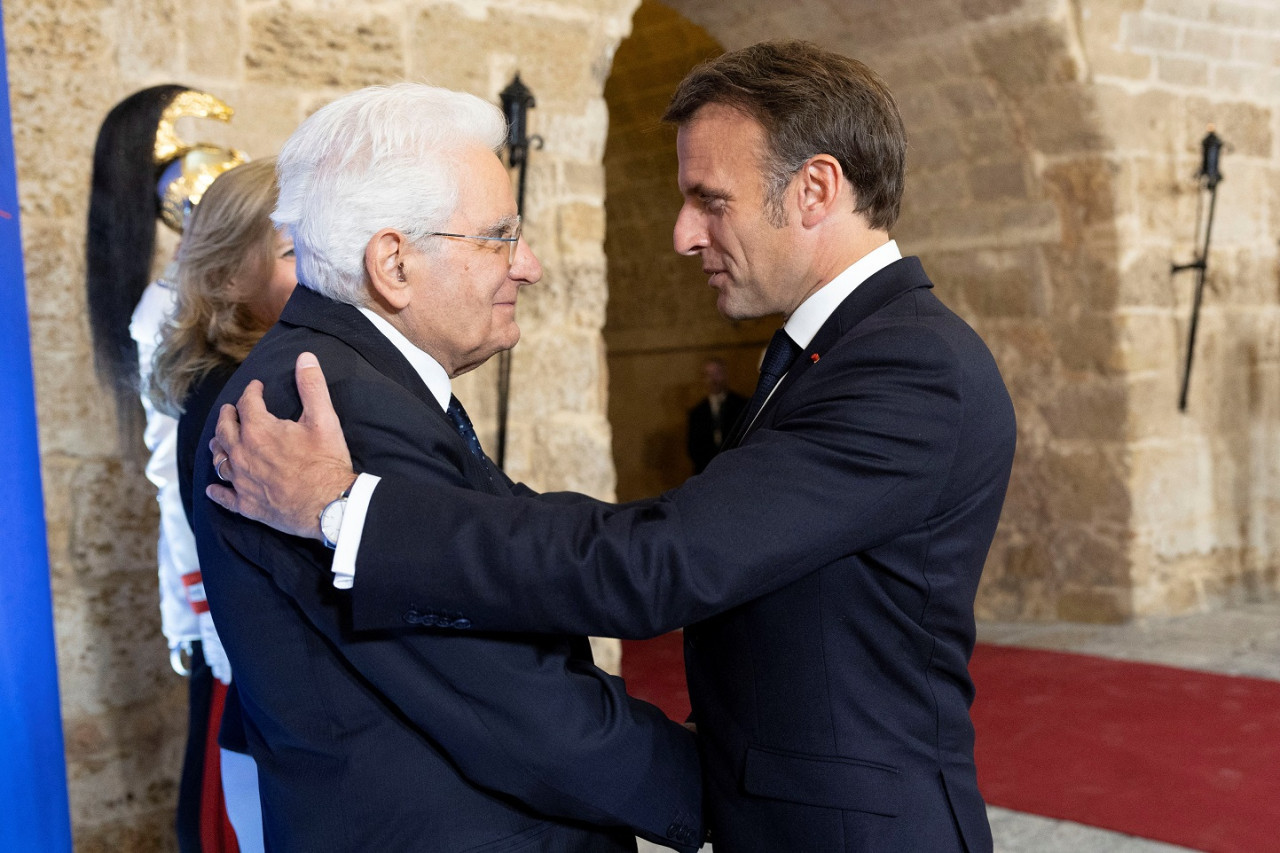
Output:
(191, 286), (703, 853)
(317, 257), (1016, 851)
(687, 391), (747, 474)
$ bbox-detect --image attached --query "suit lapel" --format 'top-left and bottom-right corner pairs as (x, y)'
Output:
(746, 257), (933, 434)
(809, 256), (931, 355)
(279, 285), (443, 414)
(278, 285), (470, 447)
(279, 286), (510, 494)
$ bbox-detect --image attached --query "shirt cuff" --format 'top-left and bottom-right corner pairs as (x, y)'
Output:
(331, 472), (380, 590)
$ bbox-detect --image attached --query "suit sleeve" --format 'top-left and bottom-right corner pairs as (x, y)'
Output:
(219, 356), (704, 850)
(350, 322), (971, 639)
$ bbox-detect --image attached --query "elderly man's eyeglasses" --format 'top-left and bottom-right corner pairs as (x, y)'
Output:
(424, 217), (522, 265)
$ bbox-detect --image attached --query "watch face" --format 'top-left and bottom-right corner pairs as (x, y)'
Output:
(321, 498), (346, 547)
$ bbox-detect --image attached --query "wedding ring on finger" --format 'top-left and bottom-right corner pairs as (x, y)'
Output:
(215, 456), (231, 482)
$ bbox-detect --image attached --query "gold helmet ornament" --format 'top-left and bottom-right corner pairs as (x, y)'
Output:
(153, 89), (248, 232)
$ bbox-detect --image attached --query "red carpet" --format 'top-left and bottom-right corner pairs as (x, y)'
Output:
(621, 632), (690, 723)
(971, 644), (1280, 853)
(623, 635), (1280, 852)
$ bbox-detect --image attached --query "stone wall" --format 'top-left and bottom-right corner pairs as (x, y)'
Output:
(4, 0), (636, 846)
(1094, 0), (1280, 614)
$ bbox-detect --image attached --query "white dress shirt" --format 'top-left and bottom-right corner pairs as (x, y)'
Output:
(784, 239), (901, 349)
(742, 239), (902, 431)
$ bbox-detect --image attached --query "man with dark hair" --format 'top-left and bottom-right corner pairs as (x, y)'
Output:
(210, 41), (1015, 852)
(686, 358), (746, 474)
(662, 40), (906, 233)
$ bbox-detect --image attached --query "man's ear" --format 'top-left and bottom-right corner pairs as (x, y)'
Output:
(796, 154), (846, 228)
(365, 229), (412, 311)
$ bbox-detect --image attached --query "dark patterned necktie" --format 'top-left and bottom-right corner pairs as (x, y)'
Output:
(446, 395), (486, 461)
(725, 329), (801, 448)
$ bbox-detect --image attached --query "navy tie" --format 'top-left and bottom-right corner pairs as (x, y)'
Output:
(446, 396), (486, 462)
(725, 329), (800, 448)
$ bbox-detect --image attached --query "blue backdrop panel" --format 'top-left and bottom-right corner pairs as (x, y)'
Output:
(0, 11), (75, 853)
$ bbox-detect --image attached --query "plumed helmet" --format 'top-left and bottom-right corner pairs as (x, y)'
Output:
(85, 85), (247, 436)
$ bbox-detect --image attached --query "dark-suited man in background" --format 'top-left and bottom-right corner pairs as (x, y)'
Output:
(686, 358), (747, 474)
(211, 42), (1016, 852)
(190, 83), (702, 853)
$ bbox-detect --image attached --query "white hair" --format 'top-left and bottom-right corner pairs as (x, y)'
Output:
(272, 83), (508, 305)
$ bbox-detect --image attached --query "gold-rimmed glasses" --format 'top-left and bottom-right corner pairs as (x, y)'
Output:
(424, 216), (522, 265)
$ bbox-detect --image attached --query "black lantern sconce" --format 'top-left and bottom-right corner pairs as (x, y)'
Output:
(1171, 126), (1226, 412)
(500, 73), (543, 213)
(494, 73), (543, 470)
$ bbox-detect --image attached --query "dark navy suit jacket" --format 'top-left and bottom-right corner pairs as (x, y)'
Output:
(316, 258), (1016, 851)
(191, 286), (703, 853)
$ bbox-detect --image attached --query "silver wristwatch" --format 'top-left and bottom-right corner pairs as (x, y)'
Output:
(319, 487), (352, 549)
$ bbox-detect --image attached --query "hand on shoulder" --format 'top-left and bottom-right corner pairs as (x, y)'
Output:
(206, 352), (357, 539)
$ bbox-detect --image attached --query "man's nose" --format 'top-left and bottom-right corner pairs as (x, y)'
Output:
(673, 204), (707, 256)
(510, 237), (542, 285)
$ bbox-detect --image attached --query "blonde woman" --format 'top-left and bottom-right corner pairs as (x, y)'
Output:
(152, 157), (295, 515)
(151, 156), (296, 853)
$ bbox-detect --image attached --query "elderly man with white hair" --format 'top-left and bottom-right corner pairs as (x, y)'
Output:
(190, 83), (703, 853)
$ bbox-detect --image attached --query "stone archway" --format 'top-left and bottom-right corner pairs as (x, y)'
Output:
(602, 3), (776, 503)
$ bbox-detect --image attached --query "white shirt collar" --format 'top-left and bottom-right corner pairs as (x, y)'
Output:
(356, 306), (452, 411)
(783, 240), (902, 349)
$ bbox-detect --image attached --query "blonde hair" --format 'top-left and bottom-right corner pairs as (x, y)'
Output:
(150, 158), (280, 416)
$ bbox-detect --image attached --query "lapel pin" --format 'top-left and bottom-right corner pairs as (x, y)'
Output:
(810, 353), (820, 363)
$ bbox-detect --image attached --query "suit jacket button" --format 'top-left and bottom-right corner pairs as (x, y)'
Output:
(453, 618), (471, 629)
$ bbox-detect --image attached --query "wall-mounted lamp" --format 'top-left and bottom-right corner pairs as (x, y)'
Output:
(495, 73), (543, 469)
(500, 72), (543, 215)
(1171, 126), (1226, 412)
